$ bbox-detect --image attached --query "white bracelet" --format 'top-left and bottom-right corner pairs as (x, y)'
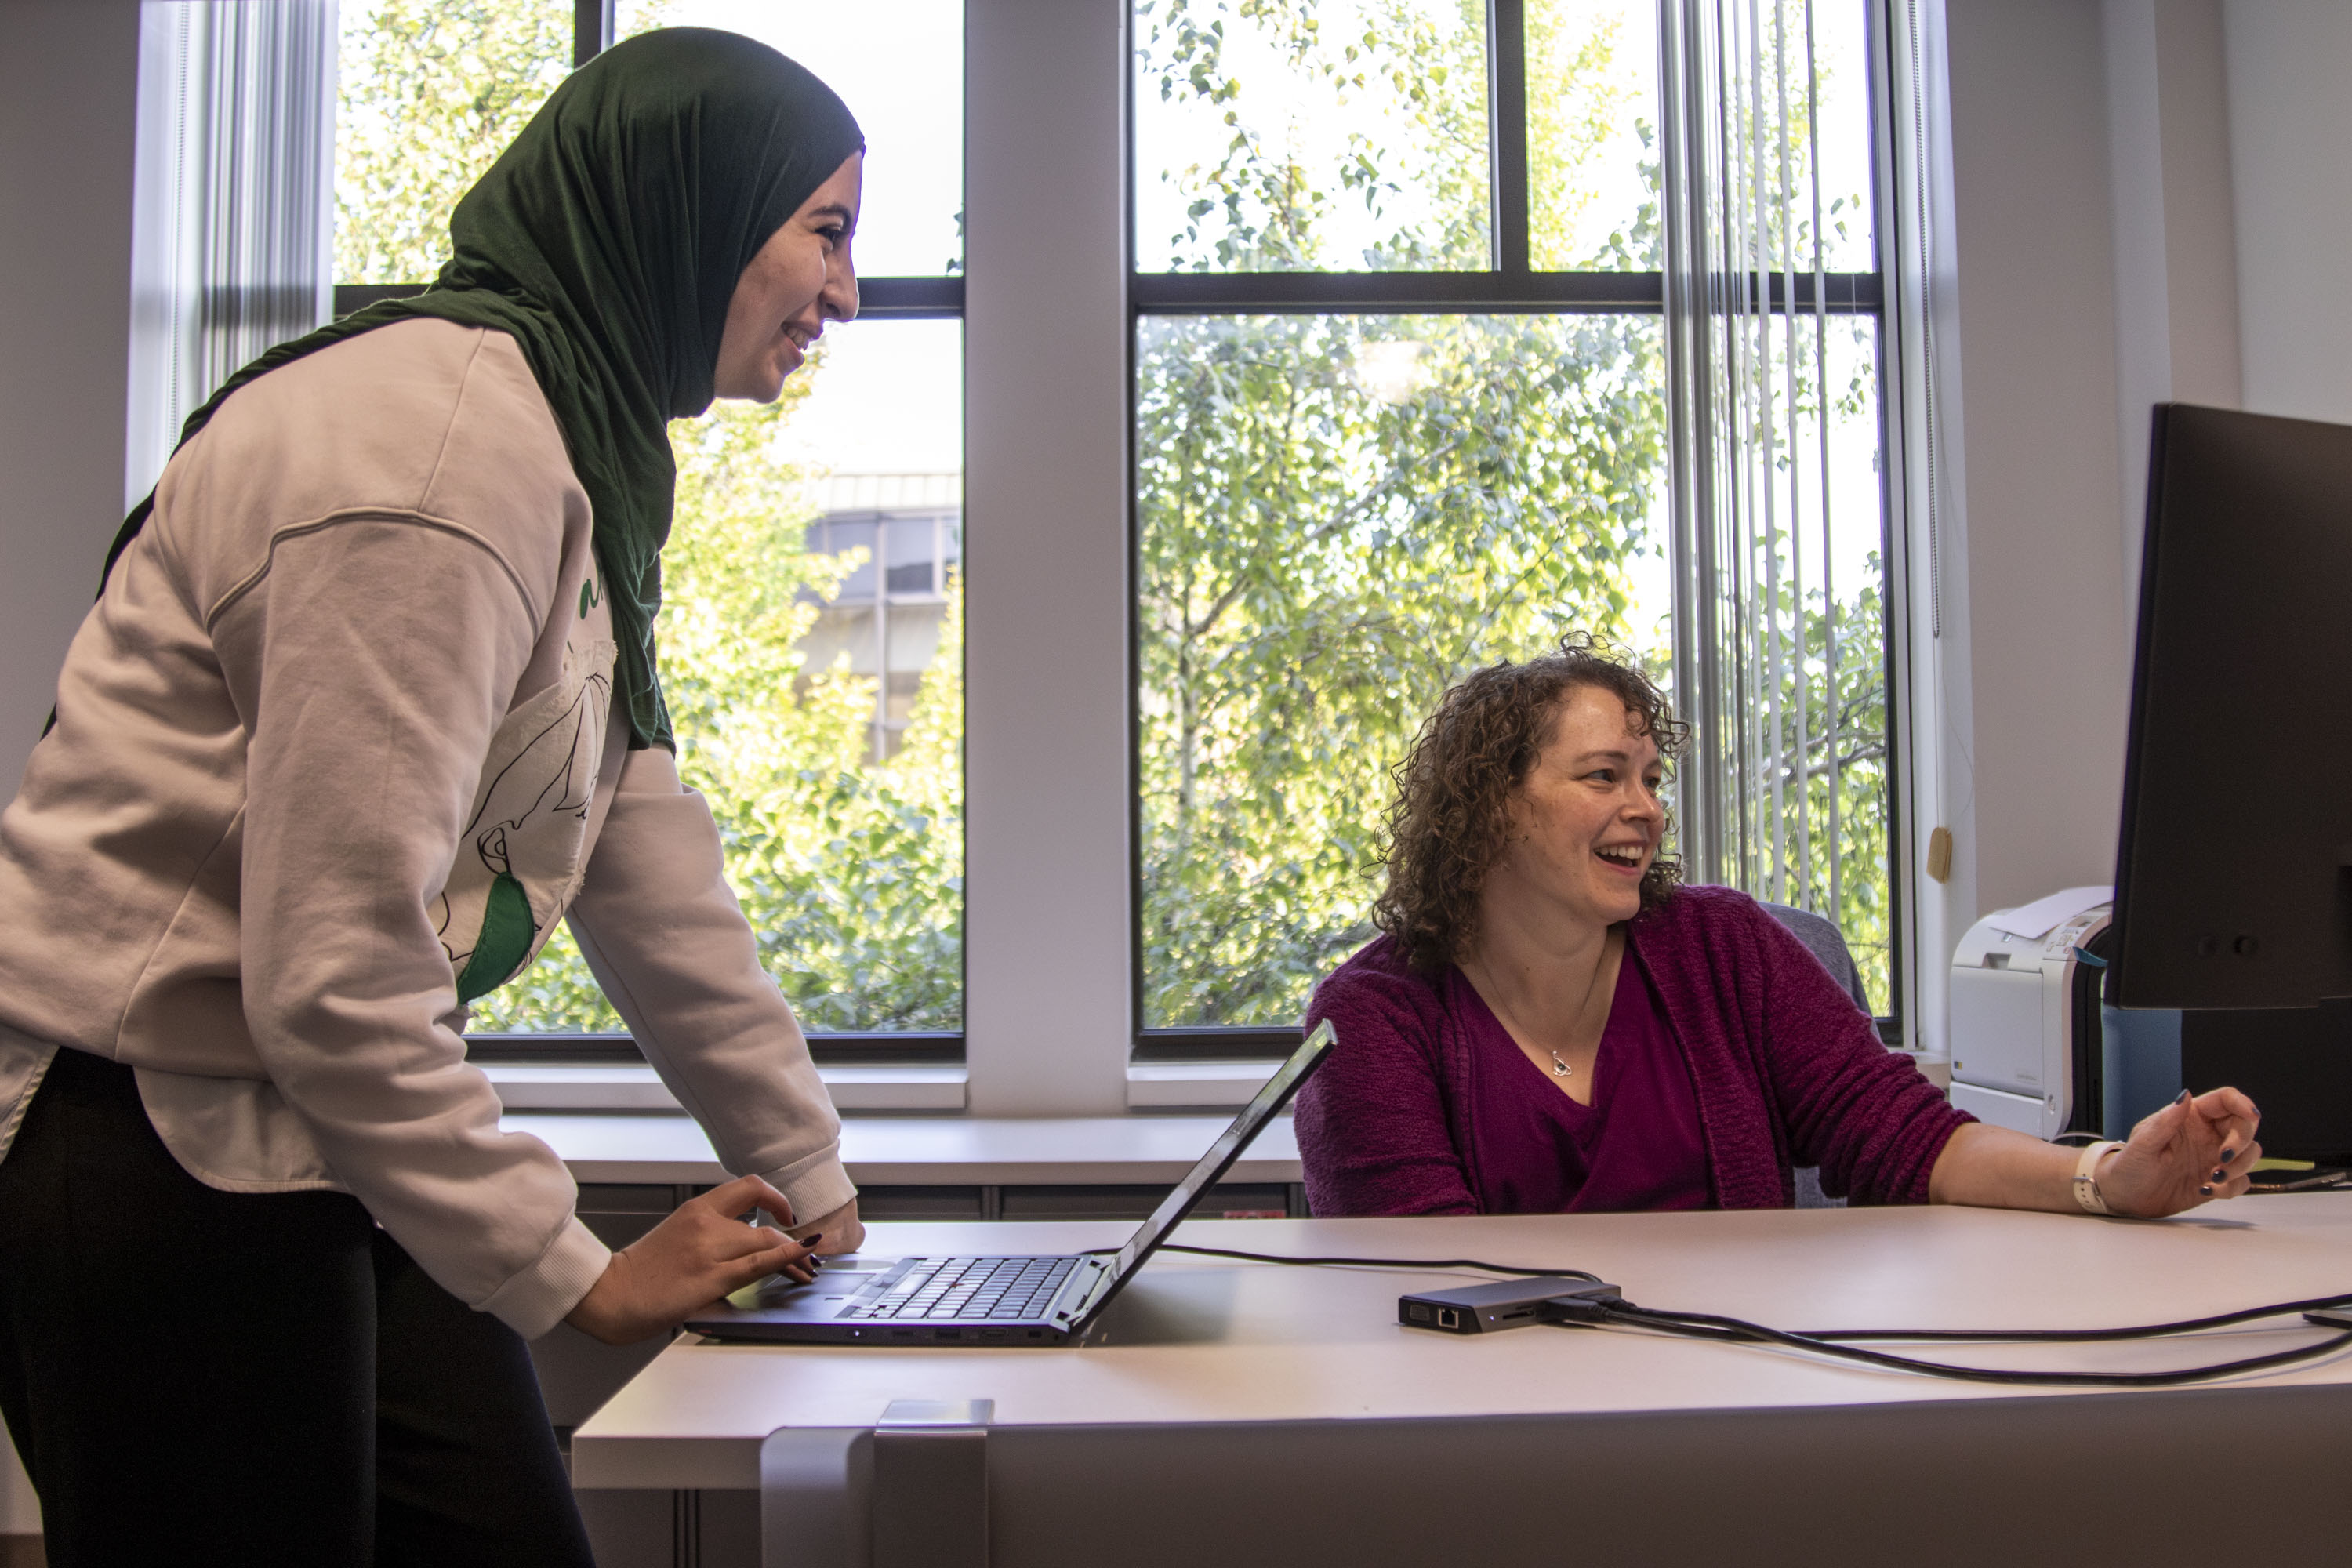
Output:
(2071, 1140), (2125, 1215)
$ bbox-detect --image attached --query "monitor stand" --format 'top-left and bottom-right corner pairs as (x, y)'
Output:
(2181, 997), (2352, 1163)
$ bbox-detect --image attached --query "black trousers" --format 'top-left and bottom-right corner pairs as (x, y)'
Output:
(0, 1047), (595, 1568)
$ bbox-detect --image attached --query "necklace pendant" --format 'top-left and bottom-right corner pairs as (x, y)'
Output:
(1550, 1053), (1572, 1078)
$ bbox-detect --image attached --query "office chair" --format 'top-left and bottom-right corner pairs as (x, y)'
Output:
(1761, 901), (1872, 1210)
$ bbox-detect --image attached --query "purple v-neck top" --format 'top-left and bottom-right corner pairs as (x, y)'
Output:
(1294, 886), (1972, 1214)
(1456, 954), (1711, 1213)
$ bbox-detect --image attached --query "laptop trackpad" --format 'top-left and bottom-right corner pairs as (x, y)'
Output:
(728, 1263), (893, 1316)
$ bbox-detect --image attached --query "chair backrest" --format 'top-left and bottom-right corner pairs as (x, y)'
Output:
(1759, 900), (1871, 1016)
(1758, 901), (1871, 1212)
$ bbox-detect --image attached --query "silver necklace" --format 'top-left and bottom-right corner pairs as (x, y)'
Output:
(1475, 943), (1613, 1082)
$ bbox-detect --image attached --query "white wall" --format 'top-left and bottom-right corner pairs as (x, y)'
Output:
(0, 0), (143, 801)
(2105, 0), (2242, 602)
(2225, 0), (2352, 426)
(962, 0), (1133, 1115)
(1935, 0), (2135, 922)
(1914, 0), (2352, 1058)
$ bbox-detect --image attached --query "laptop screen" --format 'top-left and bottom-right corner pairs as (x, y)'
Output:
(1092, 1019), (1337, 1305)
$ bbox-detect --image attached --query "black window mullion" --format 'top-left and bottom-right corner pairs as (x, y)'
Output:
(1127, 270), (1879, 316)
(1132, 270), (1659, 314)
(335, 276), (968, 319)
(855, 276), (967, 318)
(1486, 0), (1532, 277)
(573, 0), (614, 70)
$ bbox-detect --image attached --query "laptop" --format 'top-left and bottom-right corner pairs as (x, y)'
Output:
(685, 1019), (1335, 1345)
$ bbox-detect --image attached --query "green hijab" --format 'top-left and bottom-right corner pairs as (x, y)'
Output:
(99, 27), (864, 750)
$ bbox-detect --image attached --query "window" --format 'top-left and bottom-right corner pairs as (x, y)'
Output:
(332, 0), (968, 1042)
(1133, 0), (1894, 1046)
(153, 0), (1915, 1107)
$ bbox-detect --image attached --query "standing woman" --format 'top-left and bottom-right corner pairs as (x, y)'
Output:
(0, 30), (870, 1565)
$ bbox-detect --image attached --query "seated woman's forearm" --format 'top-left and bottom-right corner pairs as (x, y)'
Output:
(1929, 1089), (2262, 1218)
(1926, 1123), (2082, 1213)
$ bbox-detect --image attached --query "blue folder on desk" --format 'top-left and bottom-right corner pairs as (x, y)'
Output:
(686, 1019), (1335, 1346)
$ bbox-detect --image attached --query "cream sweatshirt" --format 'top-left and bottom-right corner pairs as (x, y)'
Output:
(0, 318), (854, 1339)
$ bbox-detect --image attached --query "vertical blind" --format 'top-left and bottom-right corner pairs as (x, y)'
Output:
(129, 0), (336, 495)
(1661, 0), (1878, 931)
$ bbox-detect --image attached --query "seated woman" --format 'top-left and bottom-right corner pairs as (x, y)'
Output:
(1296, 637), (2258, 1219)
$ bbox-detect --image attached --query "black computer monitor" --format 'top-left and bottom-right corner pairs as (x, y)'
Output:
(2111, 404), (2352, 1159)
(2111, 402), (2352, 1011)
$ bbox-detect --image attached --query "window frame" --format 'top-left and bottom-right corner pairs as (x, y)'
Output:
(1127, 0), (1896, 1059)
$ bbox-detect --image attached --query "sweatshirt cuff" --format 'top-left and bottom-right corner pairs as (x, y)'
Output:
(479, 1215), (612, 1340)
(761, 1148), (858, 1233)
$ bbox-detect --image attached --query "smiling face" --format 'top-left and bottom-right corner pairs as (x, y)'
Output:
(1483, 683), (1668, 935)
(712, 151), (865, 401)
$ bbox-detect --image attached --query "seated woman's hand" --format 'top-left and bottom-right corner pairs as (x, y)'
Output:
(564, 1174), (820, 1345)
(2096, 1088), (2262, 1218)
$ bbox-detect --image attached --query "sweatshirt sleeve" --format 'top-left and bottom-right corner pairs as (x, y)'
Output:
(1294, 963), (1479, 1217)
(217, 516), (609, 1340)
(1748, 908), (1973, 1205)
(563, 747), (854, 1230)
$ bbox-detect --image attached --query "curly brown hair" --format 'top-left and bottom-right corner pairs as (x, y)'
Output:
(1372, 633), (1689, 975)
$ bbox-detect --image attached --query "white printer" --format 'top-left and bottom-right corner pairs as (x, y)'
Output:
(1947, 887), (2114, 1139)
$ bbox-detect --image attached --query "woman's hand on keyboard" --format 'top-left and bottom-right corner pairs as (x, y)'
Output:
(565, 1174), (819, 1345)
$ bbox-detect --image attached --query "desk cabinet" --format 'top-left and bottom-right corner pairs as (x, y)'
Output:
(545, 1183), (1302, 1568)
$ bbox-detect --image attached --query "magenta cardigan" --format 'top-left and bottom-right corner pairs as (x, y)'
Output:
(1294, 885), (1973, 1214)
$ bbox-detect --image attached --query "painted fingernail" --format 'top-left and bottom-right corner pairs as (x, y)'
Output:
(2175, 1089), (2193, 1105)
(2201, 1185), (2214, 1196)
(2221, 1148), (2236, 1163)
(2212, 1168), (2227, 1181)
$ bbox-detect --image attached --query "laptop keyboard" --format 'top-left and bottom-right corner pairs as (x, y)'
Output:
(840, 1256), (1078, 1321)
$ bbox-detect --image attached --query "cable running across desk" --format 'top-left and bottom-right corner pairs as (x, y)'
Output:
(1123, 1243), (2352, 1386)
(1131, 1243), (1603, 1282)
(1800, 1291), (2352, 1342)
(1581, 1302), (2352, 1387)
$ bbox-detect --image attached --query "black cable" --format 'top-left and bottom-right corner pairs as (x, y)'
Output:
(1802, 1292), (2352, 1343)
(1121, 1245), (2352, 1382)
(1092, 1243), (1601, 1282)
(1592, 1302), (2352, 1387)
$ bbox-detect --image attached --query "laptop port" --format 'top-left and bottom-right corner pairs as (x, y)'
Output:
(1436, 1308), (1463, 1330)
(935, 1328), (962, 1340)
(981, 1329), (1007, 1339)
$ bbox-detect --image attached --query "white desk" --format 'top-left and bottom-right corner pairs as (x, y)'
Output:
(574, 1198), (2352, 1565)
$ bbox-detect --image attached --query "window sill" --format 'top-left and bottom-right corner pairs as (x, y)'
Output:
(485, 1062), (968, 1114)
(506, 1111), (1301, 1185)
(1125, 1058), (1279, 1109)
